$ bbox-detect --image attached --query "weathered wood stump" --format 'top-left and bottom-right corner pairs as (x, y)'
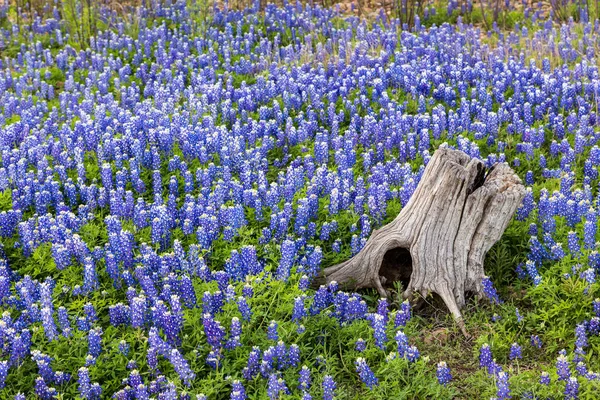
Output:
(322, 144), (526, 335)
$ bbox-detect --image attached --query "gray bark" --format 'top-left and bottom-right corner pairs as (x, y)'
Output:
(322, 145), (526, 335)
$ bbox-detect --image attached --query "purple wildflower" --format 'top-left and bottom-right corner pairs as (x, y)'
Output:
(298, 365), (311, 391)
(509, 343), (522, 360)
(482, 276), (503, 304)
(322, 375), (336, 400)
(436, 361), (452, 386)
(565, 377), (579, 399)
(355, 357), (378, 389)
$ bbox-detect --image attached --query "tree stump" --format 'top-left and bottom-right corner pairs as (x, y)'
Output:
(322, 144), (526, 335)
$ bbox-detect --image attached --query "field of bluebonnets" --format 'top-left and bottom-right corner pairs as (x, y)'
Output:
(2, 0), (600, 398)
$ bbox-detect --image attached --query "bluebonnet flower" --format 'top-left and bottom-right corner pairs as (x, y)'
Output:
(525, 171), (534, 186)
(322, 375), (336, 400)
(540, 371), (550, 385)
(276, 240), (296, 281)
(551, 243), (566, 260)
(237, 297), (252, 322)
(203, 313), (226, 350)
(202, 291), (224, 315)
(168, 348), (195, 386)
(0, 360), (8, 389)
(31, 351), (57, 383)
(584, 220), (596, 250)
(559, 349), (568, 356)
(78, 367), (102, 399)
(77, 316), (91, 332)
(267, 321), (278, 341)
(355, 357), (378, 389)
(242, 284), (254, 298)
(180, 275), (197, 308)
(528, 223), (538, 236)
(495, 371), (511, 400)
(298, 365), (311, 391)
(213, 272), (230, 293)
(163, 384), (181, 399)
(436, 361), (452, 385)
(527, 237), (547, 265)
(273, 341), (287, 368)
(530, 335), (542, 349)
(565, 376), (579, 399)
(292, 295), (307, 323)
(135, 384), (149, 399)
(394, 300), (412, 328)
(53, 370), (70, 386)
(298, 275), (310, 291)
(568, 231), (581, 256)
(376, 298), (389, 324)
(332, 240), (341, 253)
(509, 343), (522, 360)
(305, 247), (323, 277)
(82, 258), (99, 294)
(34, 376), (58, 399)
(482, 276), (503, 304)
(335, 293), (368, 324)
(407, 346), (420, 362)
(206, 349), (222, 370)
(131, 295), (147, 328)
(589, 317), (600, 335)
(355, 338), (366, 352)
(557, 354), (571, 381)
(243, 347), (261, 380)
(516, 308), (523, 323)
(395, 330), (408, 357)
(267, 373), (288, 399)
(109, 303), (130, 326)
(41, 307), (58, 341)
(369, 313), (387, 350)
(309, 285), (334, 316)
(524, 261), (542, 285)
(350, 235), (362, 256)
(580, 268), (596, 286)
(575, 323), (588, 352)
(575, 361), (587, 376)
(128, 370), (143, 388)
(479, 344), (494, 373)
(230, 380), (246, 400)
(260, 349), (276, 377)
(87, 328), (102, 358)
(288, 344), (301, 367)
(516, 189), (535, 220)
(84, 354), (96, 367)
(226, 317), (242, 350)
(241, 246), (262, 276)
